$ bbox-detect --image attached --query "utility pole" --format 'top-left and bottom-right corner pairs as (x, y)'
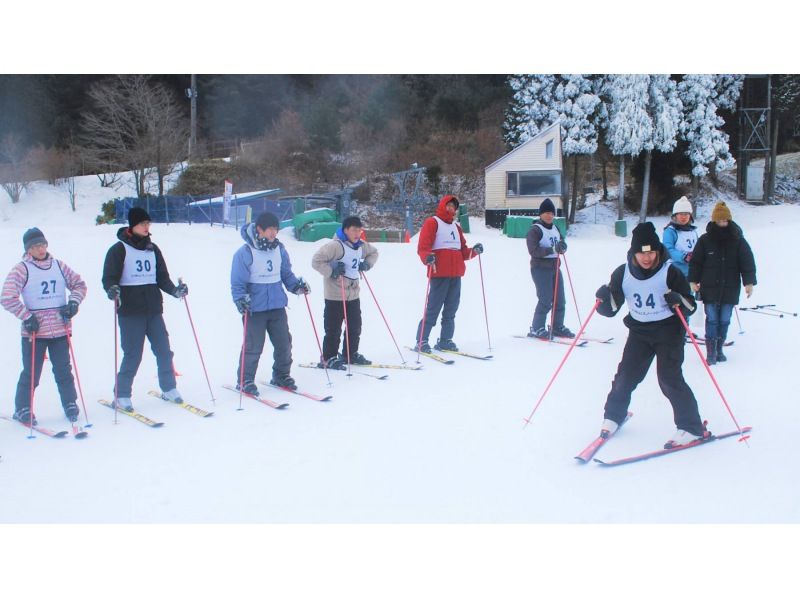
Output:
(187, 74), (198, 161)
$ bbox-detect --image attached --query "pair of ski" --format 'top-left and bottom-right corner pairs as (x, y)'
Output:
(514, 334), (614, 347)
(97, 391), (215, 427)
(1, 414), (88, 439)
(574, 412), (752, 466)
(221, 381), (332, 410)
(405, 346), (493, 365)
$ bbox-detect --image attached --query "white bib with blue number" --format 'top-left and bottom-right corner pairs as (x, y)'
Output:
(120, 245), (157, 286)
(674, 228), (698, 254)
(249, 246), (282, 284)
(431, 216), (461, 251)
(22, 261), (67, 311)
(535, 223), (561, 259)
(331, 241), (363, 281)
(622, 262), (672, 322)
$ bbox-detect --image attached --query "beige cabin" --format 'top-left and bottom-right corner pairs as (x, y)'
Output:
(484, 122), (564, 228)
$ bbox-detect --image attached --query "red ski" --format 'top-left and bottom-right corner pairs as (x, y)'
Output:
(222, 384), (288, 410)
(262, 381), (332, 402)
(574, 412), (633, 463)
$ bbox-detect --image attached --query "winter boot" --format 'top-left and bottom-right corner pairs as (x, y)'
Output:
(320, 356), (347, 371)
(716, 338), (727, 362)
(527, 327), (549, 339)
(348, 352), (372, 365)
(162, 388), (184, 404)
(270, 374), (297, 390)
(236, 381), (259, 396)
(551, 325), (576, 339)
(664, 428), (707, 449)
(705, 337), (718, 365)
(112, 395), (134, 412)
(415, 341), (432, 353)
(13, 407), (38, 426)
(434, 338), (459, 351)
(600, 419), (618, 438)
(64, 401), (80, 422)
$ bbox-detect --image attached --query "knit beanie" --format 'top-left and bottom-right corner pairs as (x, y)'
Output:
(630, 221), (662, 253)
(23, 227), (47, 251)
(539, 197), (556, 215)
(672, 196), (693, 215)
(256, 211), (280, 230)
(128, 207), (152, 228)
(711, 201), (732, 222)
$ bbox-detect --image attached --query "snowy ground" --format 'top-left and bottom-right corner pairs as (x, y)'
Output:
(0, 173), (797, 593)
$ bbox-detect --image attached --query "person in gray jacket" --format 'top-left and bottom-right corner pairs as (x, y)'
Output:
(311, 216), (379, 369)
(230, 212), (309, 394)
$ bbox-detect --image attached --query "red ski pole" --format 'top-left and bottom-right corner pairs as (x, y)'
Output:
(415, 265), (434, 364)
(303, 292), (331, 386)
(476, 253), (492, 352)
(561, 253), (583, 329)
(113, 297), (119, 425)
(361, 270), (405, 364)
(26, 330), (37, 438)
(339, 275), (352, 377)
(524, 299), (600, 428)
(238, 309), (249, 411)
(675, 307), (749, 443)
(548, 255), (562, 340)
(65, 322), (91, 427)
(180, 286), (216, 404)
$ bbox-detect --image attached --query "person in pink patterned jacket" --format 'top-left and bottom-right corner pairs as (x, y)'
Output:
(1, 228), (87, 426)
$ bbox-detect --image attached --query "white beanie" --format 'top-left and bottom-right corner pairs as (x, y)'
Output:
(672, 196), (693, 215)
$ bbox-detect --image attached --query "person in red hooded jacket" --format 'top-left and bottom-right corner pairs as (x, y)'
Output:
(414, 195), (483, 353)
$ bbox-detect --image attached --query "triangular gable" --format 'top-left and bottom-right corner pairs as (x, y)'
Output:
(484, 121), (561, 172)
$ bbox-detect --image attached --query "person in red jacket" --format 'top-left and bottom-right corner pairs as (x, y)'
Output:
(413, 195), (483, 353)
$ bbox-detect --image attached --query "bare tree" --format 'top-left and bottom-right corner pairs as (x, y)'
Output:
(79, 75), (188, 198)
(0, 133), (32, 203)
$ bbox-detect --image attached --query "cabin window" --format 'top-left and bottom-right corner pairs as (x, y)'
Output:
(545, 140), (554, 159)
(506, 171), (561, 197)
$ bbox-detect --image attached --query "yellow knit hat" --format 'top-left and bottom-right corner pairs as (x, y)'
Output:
(711, 201), (732, 222)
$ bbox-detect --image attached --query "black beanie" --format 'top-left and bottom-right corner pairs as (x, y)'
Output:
(539, 198), (556, 215)
(128, 207), (152, 228)
(256, 211), (280, 230)
(23, 227), (47, 251)
(630, 221), (662, 253)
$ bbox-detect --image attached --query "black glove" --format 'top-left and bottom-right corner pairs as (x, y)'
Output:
(358, 261), (371, 272)
(60, 301), (79, 319)
(23, 315), (39, 333)
(331, 262), (346, 279)
(425, 254), (436, 265)
(172, 282), (189, 299)
(664, 291), (682, 308)
(106, 285), (121, 301)
(595, 285), (611, 303)
(234, 296), (251, 314)
(555, 240), (567, 254)
(293, 278), (311, 295)
(472, 243), (484, 255)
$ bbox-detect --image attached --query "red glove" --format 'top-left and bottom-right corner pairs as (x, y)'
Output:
(684, 252), (692, 263)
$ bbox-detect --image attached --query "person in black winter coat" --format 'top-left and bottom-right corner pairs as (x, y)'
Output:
(688, 201), (757, 365)
(595, 222), (707, 448)
(101, 208), (187, 411)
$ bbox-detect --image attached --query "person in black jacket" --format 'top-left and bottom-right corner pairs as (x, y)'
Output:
(101, 207), (187, 411)
(688, 201), (757, 365)
(595, 222), (707, 449)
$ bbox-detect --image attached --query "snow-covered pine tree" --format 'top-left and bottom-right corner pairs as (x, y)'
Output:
(639, 75), (682, 223)
(678, 74), (742, 190)
(604, 74), (651, 221)
(503, 74), (558, 146)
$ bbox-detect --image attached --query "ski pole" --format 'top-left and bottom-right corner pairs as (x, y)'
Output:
(738, 308), (782, 318)
(361, 270), (406, 364)
(675, 307), (749, 443)
(734, 306), (744, 334)
(524, 299), (600, 428)
(65, 322), (91, 427)
(339, 275), (352, 377)
(26, 330), (37, 438)
(548, 255), (562, 340)
(561, 253), (583, 329)
(180, 282), (216, 404)
(762, 307), (796, 317)
(238, 309), (249, 411)
(302, 292), (331, 387)
(476, 253), (492, 352)
(416, 265), (434, 364)
(113, 297), (119, 425)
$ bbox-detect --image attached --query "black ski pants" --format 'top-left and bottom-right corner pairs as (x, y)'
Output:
(238, 308), (293, 383)
(604, 323), (705, 436)
(322, 298), (362, 360)
(116, 313), (176, 398)
(15, 335), (77, 412)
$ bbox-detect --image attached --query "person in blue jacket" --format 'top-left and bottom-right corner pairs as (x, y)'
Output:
(662, 196), (698, 279)
(230, 212), (309, 394)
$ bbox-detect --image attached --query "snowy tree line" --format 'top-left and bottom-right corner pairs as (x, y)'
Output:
(504, 74), (746, 223)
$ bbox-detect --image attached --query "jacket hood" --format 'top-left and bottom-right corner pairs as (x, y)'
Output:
(241, 223), (282, 251)
(335, 227), (363, 249)
(435, 195), (459, 223)
(666, 220), (696, 232)
(117, 226), (153, 250)
(706, 220), (742, 240)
